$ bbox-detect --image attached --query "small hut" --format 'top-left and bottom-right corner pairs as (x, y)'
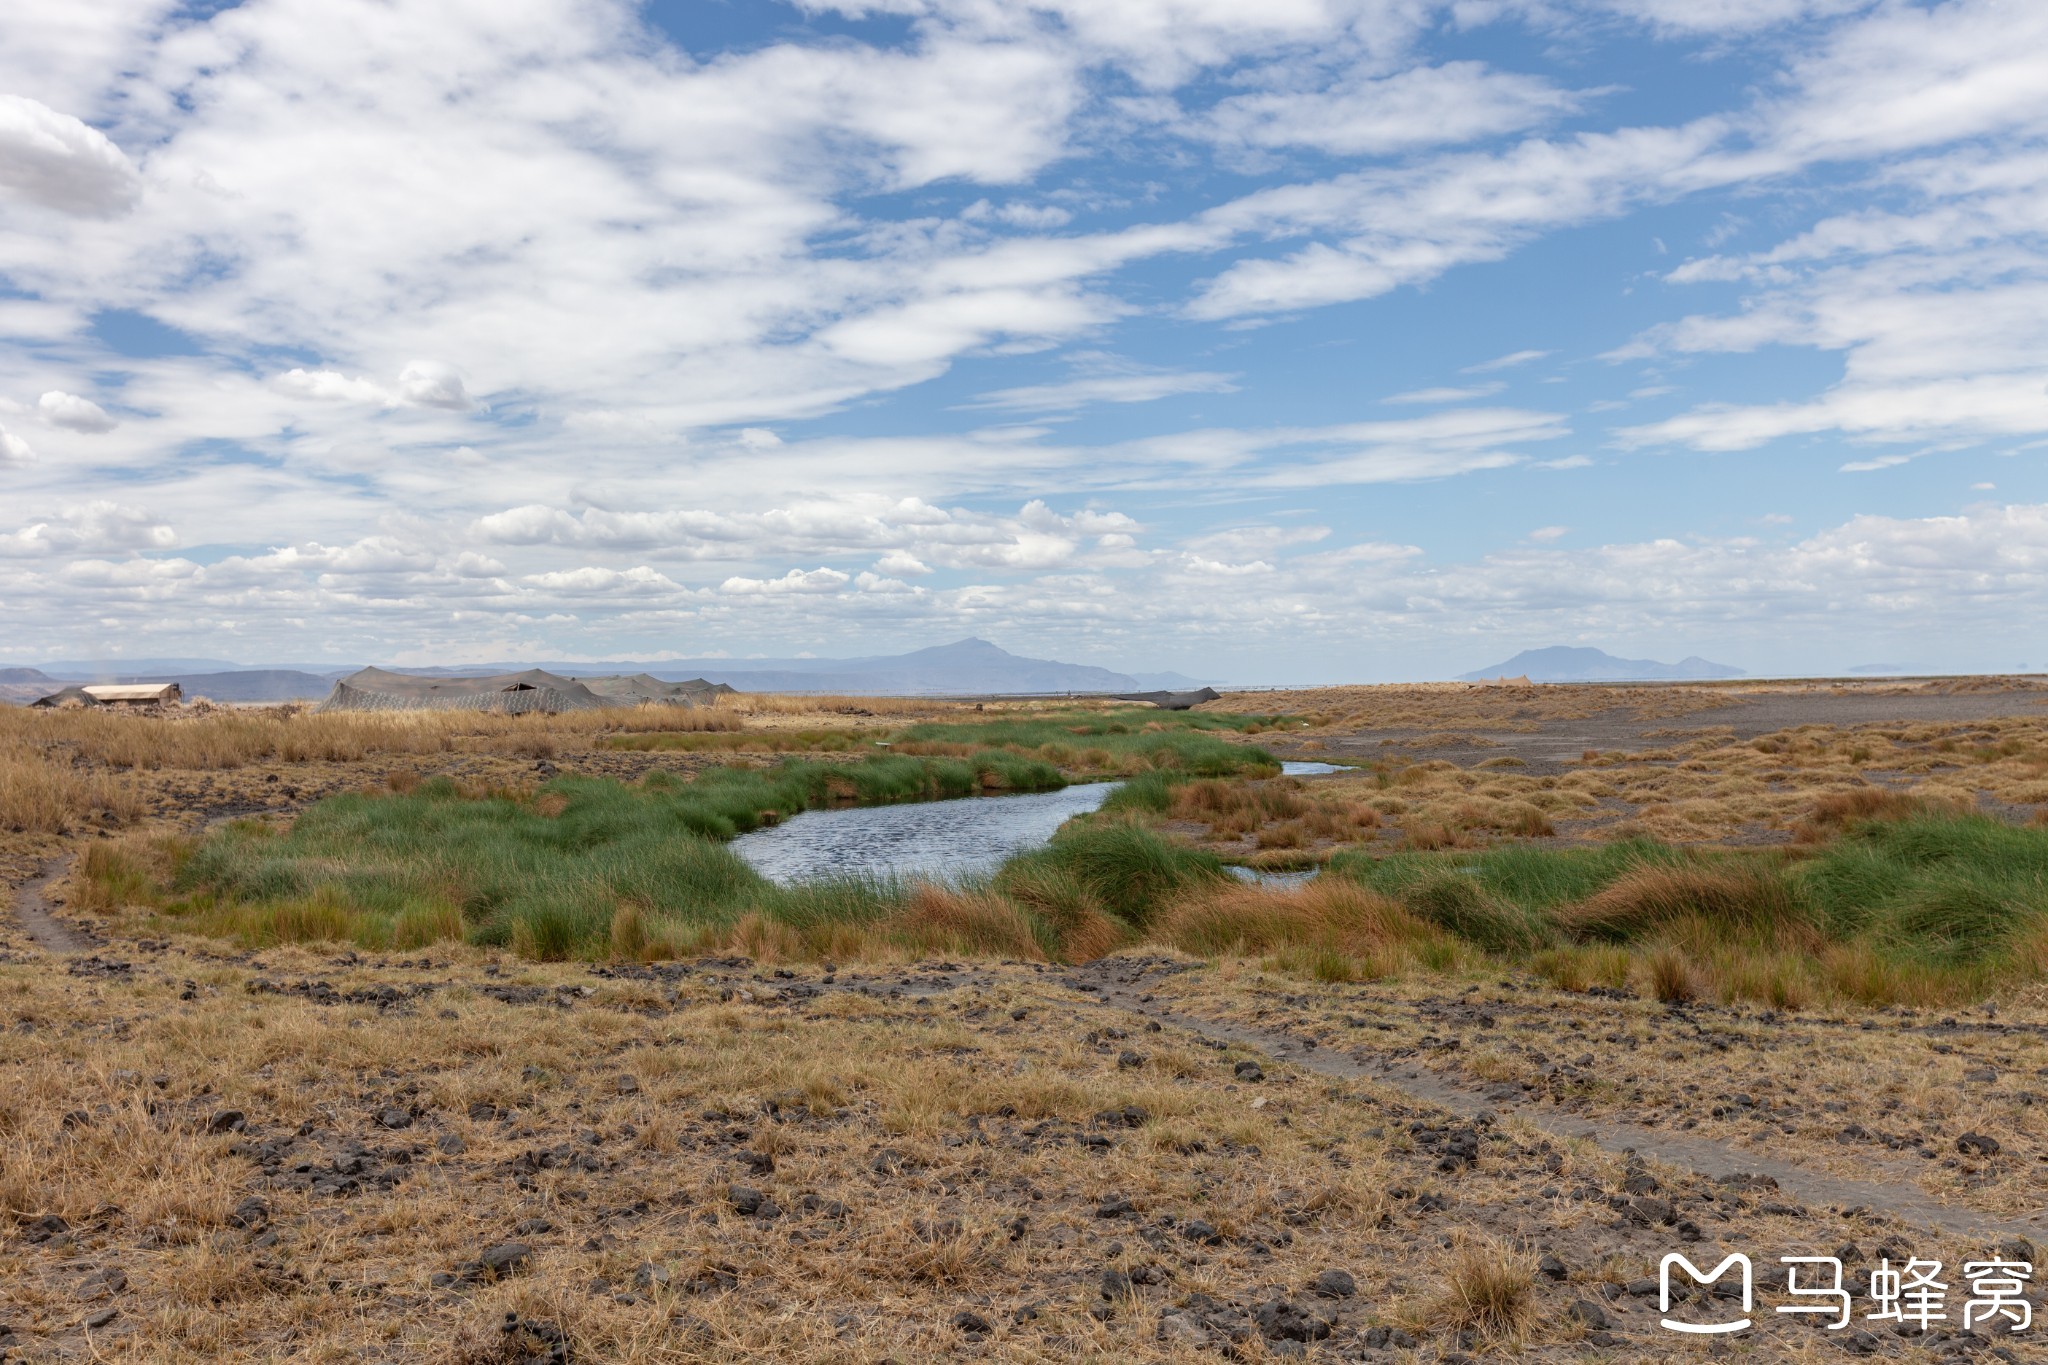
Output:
(32, 682), (183, 708)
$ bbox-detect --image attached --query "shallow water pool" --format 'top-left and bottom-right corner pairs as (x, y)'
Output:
(730, 781), (1121, 886)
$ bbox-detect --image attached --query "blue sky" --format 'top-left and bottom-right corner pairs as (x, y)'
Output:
(1, 0), (2044, 681)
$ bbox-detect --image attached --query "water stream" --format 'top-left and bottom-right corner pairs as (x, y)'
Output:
(730, 760), (1347, 887)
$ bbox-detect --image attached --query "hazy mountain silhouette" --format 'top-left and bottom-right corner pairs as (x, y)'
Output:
(1459, 646), (1743, 682)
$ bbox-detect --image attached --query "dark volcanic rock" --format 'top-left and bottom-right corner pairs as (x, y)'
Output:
(480, 1242), (532, 1276)
(1253, 1296), (1332, 1343)
(1313, 1268), (1356, 1298)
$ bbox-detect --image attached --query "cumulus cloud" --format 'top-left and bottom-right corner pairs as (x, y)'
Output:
(0, 500), (174, 556)
(719, 567), (852, 595)
(273, 369), (391, 405)
(37, 390), (118, 432)
(0, 422), (33, 465)
(397, 362), (471, 411)
(0, 94), (140, 216)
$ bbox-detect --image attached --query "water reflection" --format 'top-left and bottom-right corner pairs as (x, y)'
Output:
(1224, 865), (1322, 889)
(731, 782), (1120, 886)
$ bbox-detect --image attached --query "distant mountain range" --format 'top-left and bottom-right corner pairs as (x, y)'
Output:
(1459, 646), (1744, 683)
(5, 639), (1213, 701)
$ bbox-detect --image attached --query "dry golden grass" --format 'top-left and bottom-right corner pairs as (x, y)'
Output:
(1420, 1233), (1537, 1339)
(4, 929), (2002, 1362)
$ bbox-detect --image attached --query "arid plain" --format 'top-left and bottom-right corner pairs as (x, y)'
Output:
(5, 678), (2048, 1363)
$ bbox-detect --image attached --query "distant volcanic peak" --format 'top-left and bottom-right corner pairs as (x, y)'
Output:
(1459, 646), (1743, 683)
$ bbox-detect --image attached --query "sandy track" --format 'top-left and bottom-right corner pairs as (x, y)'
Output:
(6, 857), (89, 954)
(1071, 957), (2048, 1244)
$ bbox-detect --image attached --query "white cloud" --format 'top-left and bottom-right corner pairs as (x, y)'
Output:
(720, 567), (852, 595)
(1462, 349), (1551, 372)
(0, 422), (34, 465)
(0, 500), (174, 556)
(37, 390), (118, 432)
(966, 369), (1238, 412)
(522, 565), (681, 594)
(1584, 0), (1874, 35)
(1528, 525), (1568, 542)
(273, 368), (391, 405)
(1384, 383), (1504, 404)
(0, 94), (140, 216)
(1203, 62), (1588, 156)
(397, 362), (471, 411)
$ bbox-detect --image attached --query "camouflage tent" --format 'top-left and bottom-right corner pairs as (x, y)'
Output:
(1113, 688), (1221, 711)
(315, 667), (733, 714)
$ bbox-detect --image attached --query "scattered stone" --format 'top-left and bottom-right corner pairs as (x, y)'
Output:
(1958, 1133), (2002, 1157)
(437, 1133), (467, 1156)
(480, 1242), (532, 1277)
(514, 1218), (554, 1235)
(78, 1268), (127, 1298)
(226, 1196), (270, 1230)
(1567, 1300), (1610, 1332)
(951, 1310), (991, 1337)
(376, 1107), (413, 1130)
(1539, 1253), (1569, 1282)
(1313, 1268), (1356, 1298)
(728, 1187), (766, 1216)
(1117, 1050), (1145, 1069)
(1182, 1219), (1223, 1245)
(82, 1308), (118, 1330)
(207, 1109), (246, 1135)
(633, 1263), (670, 1291)
(1096, 1193), (1135, 1218)
(1842, 1328), (1881, 1355)
(1234, 1060), (1265, 1082)
(1252, 1296), (1332, 1343)
(615, 1075), (640, 1095)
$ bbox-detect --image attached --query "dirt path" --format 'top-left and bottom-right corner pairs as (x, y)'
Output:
(1070, 958), (2048, 1243)
(6, 857), (90, 954)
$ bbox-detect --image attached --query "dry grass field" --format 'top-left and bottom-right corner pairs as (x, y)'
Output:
(5, 679), (2048, 1362)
